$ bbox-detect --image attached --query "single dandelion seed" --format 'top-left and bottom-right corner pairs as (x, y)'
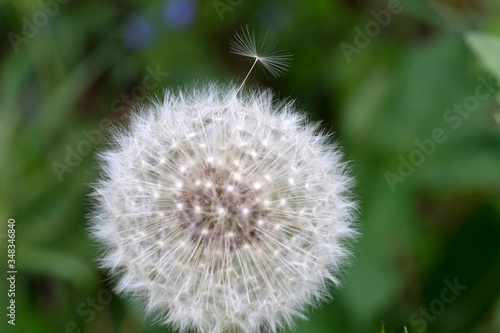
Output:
(230, 26), (292, 78)
(90, 29), (357, 333)
(223, 26), (293, 115)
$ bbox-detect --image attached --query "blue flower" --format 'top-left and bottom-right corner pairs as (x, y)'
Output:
(163, 0), (197, 29)
(122, 16), (155, 50)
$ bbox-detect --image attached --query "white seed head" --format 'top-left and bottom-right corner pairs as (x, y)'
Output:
(89, 83), (358, 333)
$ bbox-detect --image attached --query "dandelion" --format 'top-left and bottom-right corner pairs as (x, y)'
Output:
(90, 28), (358, 333)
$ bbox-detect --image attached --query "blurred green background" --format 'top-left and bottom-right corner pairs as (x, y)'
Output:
(1, 0), (500, 332)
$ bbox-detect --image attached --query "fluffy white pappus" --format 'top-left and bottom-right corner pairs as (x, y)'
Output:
(230, 26), (292, 78)
(89, 82), (358, 333)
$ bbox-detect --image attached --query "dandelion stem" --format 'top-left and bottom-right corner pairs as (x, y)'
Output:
(235, 57), (259, 99)
(222, 57), (259, 115)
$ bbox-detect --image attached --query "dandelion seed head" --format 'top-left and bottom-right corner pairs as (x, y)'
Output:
(90, 83), (357, 333)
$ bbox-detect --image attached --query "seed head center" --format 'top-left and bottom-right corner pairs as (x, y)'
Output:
(174, 167), (268, 250)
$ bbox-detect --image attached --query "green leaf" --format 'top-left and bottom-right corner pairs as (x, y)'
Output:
(465, 32), (500, 81)
(18, 247), (98, 291)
